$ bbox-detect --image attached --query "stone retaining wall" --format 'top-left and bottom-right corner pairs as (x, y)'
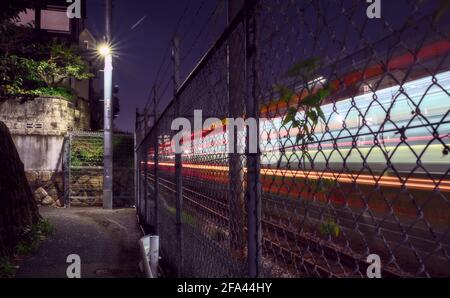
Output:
(25, 170), (64, 206)
(0, 96), (92, 206)
(0, 96), (90, 136)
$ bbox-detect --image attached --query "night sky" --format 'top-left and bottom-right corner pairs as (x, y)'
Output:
(85, 0), (226, 133)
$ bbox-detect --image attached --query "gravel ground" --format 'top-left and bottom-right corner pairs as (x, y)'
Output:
(16, 206), (143, 278)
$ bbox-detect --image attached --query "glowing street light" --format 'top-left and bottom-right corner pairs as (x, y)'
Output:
(98, 43), (111, 56)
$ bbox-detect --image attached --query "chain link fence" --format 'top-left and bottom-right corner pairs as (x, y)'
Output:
(136, 0), (450, 277)
(64, 131), (134, 208)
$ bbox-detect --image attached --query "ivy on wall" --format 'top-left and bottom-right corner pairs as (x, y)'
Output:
(70, 135), (134, 168)
(70, 138), (103, 167)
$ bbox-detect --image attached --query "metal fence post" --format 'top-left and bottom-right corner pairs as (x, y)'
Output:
(138, 149), (144, 220)
(173, 35), (184, 277)
(153, 86), (160, 234)
(140, 150), (145, 220)
(134, 110), (140, 212)
(137, 147), (141, 217)
(153, 132), (160, 235)
(63, 134), (71, 208)
(245, 0), (261, 278)
(227, 0), (247, 265)
(143, 147), (149, 225)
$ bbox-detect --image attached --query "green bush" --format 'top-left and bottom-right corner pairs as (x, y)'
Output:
(16, 219), (55, 255)
(166, 206), (197, 226)
(34, 86), (76, 101)
(319, 218), (340, 238)
(0, 219), (55, 278)
(0, 257), (17, 278)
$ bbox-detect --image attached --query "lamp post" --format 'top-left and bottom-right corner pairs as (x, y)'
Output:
(99, 42), (113, 210)
(99, 0), (114, 210)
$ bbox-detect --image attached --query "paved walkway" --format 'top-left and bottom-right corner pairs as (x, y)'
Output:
(16, 206), (143, 278)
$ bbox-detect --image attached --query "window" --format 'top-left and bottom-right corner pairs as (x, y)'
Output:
(40, 8), (70, 32)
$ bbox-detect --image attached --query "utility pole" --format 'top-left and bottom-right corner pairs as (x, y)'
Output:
(103, 0), (113, 209)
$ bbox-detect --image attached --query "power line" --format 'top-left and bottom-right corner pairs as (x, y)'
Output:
(181, 0), (224, 62)
(143, 0), (226, 117)
(143, 0), (193, 112)
(153, 0), (193, 87)
(177, 0), (207, 44)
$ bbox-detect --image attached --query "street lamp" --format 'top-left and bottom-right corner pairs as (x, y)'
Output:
(98, 42), (113, 210)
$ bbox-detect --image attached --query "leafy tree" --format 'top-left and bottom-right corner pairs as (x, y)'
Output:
(272, 57), (334, 152)
(0, 0), (42, 22)
(29, 41), (93, 87)
(0, 26), (93, 100)
(0, 41), (93, 100)
(0, 1), (93, 100)
(272, 59), (342, 239)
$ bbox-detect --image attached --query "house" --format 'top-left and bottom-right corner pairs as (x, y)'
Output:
(17, 0), (86, 42)
(17, 0), (104, 129)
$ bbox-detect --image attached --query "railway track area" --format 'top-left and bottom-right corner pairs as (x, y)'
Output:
(142, 172), (447, 277)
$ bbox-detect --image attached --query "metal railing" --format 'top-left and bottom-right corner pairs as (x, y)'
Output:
(135, 0), (450, 278)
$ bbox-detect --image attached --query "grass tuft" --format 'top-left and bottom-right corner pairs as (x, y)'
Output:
(0, 219), (55, 278)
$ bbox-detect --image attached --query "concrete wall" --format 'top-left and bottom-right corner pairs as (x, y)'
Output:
(0, 97), (91, 203)
(12, 135), (64, 171)
(0, 96), (90, 171)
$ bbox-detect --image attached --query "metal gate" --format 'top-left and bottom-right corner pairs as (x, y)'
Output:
(64, 131), (135, 207)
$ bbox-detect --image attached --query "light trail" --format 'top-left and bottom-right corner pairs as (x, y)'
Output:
(145, 161), (450, 192)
